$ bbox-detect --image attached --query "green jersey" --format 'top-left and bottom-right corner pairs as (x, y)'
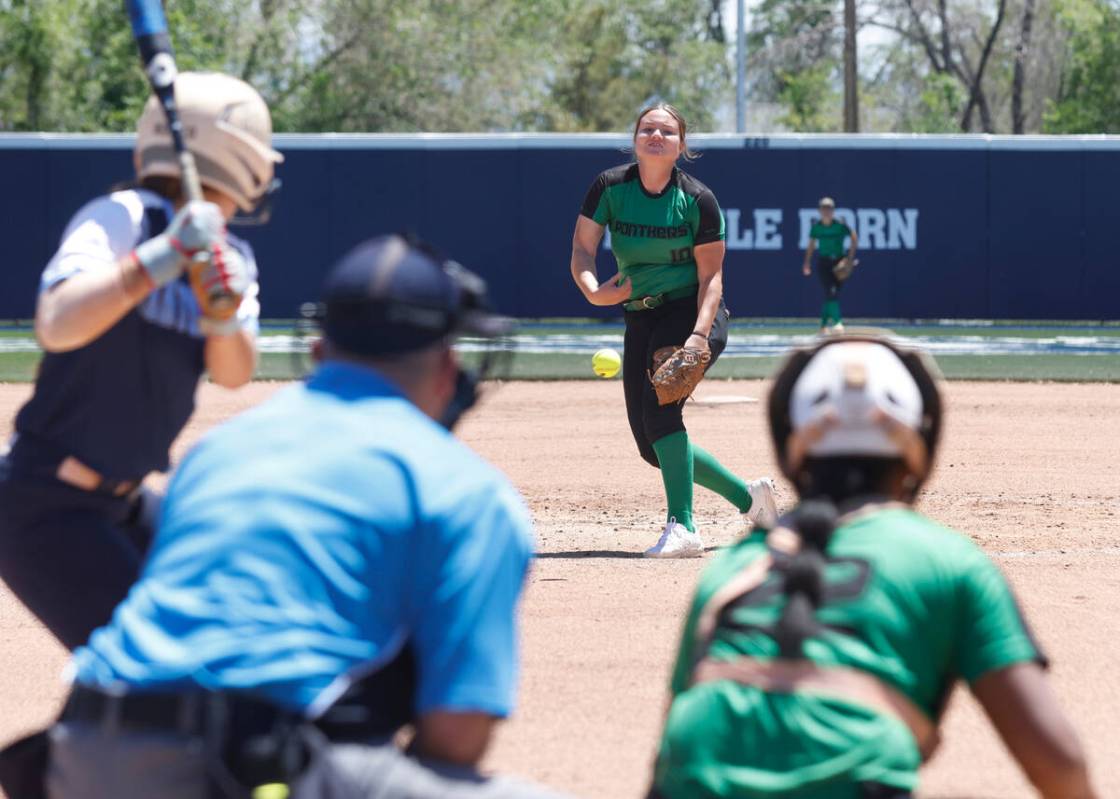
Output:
(580, 164), (725, 300)
(654, 506), (1044, 799)
(810, 219), (852, 259)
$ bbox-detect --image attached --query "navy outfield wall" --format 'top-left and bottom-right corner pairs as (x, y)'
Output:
(1, 133), (1118, 321)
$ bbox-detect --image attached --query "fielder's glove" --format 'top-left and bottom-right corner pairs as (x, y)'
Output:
(133, 201), (225, 287)
(189, 241), (251, 336)
(649, 344), (711, 405)
(832, 257), (856, 281)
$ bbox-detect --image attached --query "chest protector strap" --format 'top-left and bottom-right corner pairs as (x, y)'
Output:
(689, 523), (940, 761)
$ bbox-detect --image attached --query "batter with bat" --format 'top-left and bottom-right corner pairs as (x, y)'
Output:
(0, 70), (283, 650)
(571, 103), (777, 558)
(803, 196), (858, 334)
(30, 236), (567, 799)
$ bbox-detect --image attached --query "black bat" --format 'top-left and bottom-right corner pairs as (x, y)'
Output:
(124, 0), (202, 203)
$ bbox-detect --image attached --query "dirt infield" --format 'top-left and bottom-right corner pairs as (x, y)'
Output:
(1, 378), (1118, 798)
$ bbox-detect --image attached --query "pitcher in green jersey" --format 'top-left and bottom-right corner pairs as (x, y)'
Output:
(570, 103), (778, 558)
(649, 331), (1098, 799)
(802, 197), (858, 333)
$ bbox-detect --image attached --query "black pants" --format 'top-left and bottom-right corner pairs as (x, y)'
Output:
(622, 294), (729, 468)
(0, 452), (153, 650)
(815, 256), (844, 299)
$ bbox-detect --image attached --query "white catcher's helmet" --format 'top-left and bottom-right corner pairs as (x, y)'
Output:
(134, 72), (284, 212)
(768, 330), (943, 491)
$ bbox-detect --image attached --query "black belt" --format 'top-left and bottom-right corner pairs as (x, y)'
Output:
(623, 285), (696, 311)
(7, 435), (143, 497)
(61, 684), (295, 737)
(62, 683), (404, 743)
(62, 684), (316, 795)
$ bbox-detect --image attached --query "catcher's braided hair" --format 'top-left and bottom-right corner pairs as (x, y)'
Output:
(773, 499), (839, 658)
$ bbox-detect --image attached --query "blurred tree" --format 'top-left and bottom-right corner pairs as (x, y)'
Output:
(776, 65), (838, 131)
(0, 0), (1114, 135)
(1011, 0), (1036, 132)
(544, 0), (730, 132)
(867, 0), (1009, 132)
(1043, 0), (1120, 132)
(747, 0), (842, 130)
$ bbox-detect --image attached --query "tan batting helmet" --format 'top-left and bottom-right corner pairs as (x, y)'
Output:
(134, 72), (284, 212)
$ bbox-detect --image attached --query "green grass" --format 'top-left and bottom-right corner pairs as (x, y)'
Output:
(0, 352), (45, 382)
(3, 319), (1120, 383)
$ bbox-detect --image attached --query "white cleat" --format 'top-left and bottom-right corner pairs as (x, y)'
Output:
(743, 478), (779, 530)
(644, 517), (704, 558)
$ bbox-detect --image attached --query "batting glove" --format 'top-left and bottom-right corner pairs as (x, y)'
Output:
(133, 201), (225, 288)
(189, 241), (252, 336)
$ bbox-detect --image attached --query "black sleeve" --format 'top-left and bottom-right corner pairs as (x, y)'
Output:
(579, 173), (610, 224)
(693, 189), (725, 246)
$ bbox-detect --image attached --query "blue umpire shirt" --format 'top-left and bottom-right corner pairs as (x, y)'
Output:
(73, 361), (534, 720)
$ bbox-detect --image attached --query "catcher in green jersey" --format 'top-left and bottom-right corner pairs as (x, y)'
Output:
(571, 103), (778, 558)
(649, 332), (1098, 799)
(803, 197), (858, 333)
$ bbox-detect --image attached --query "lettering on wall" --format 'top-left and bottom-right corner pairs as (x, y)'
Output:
(604, 207), (919, 251)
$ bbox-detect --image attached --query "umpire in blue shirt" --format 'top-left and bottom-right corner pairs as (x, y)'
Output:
(24, 235), (568, 799)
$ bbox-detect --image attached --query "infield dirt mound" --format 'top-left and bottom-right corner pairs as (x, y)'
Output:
(1, 379), (1117, 798)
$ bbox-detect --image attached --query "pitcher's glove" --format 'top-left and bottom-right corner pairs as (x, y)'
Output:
(832, 257), (857, 281)
(649, 344), (711, 406)
(189, 241), (251, 336)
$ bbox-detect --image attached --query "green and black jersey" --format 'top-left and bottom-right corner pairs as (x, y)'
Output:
(580, 164), (725, 300)
(653, 506), (1046, 799)
(810, 218), (852, 259)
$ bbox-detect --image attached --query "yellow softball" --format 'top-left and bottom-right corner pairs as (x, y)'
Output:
(251, 784), (290, 799)
(592, 348), (621, 378)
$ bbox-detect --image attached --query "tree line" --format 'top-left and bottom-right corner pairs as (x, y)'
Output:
(0, 0), (1117, 134)
(752, 0), (1120, 133)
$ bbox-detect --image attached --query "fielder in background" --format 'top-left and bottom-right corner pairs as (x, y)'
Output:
(39, 235), (567, 799)
(571, 103), (777, 558)
(649, 332), (1098, 799)
(0, 72), (283, 650)
(802, 197), (858, 333)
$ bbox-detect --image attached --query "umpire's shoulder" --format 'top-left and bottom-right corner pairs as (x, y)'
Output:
(421, 434), (534, 547)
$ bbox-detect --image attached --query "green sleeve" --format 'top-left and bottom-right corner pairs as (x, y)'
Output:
(954, 551), (1046, 683)
(809, 222), (822, 241)
(669, 583), (704, 696)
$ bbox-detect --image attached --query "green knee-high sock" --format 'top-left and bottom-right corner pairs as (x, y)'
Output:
(821, 299), (841, 327)
(692, 444), (752, 513)
(651, 431), (694, 531)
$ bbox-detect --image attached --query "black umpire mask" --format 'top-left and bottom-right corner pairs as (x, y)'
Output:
(312, 234), (515, 430)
